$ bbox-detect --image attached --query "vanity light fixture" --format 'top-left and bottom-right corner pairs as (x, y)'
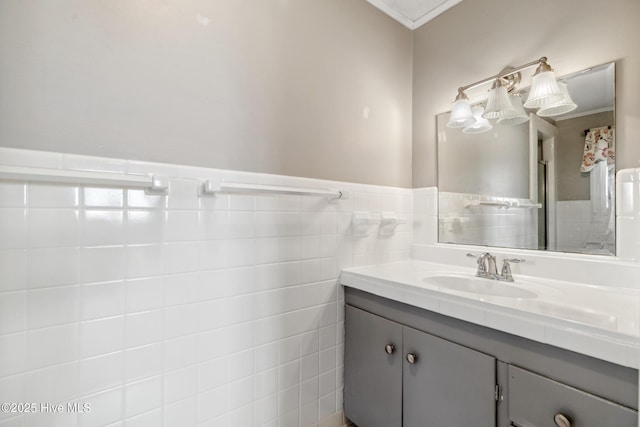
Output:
(522, 60), (563, 108)
(497, 94), (529, 126)
(482, 78), (515, 119)
(463, 105), (492, 134)
(536, 82), (577, 117)
(447, 57), (569, 130)
(447, 88), (474, 128)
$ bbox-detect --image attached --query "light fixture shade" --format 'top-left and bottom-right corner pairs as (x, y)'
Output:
(447, 97), (473, 128)
(536, 82), (578, 117)
(482, 81), (515, 119)
(497, 94), (529, 126)
(463, 106), (492, 133)
(523, 70), (563, 109)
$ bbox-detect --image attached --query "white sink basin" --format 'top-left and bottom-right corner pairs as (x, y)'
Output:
(422, 274), (537, 298)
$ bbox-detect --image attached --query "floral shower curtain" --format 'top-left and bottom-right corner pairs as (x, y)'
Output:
(580, 126), (615, 172)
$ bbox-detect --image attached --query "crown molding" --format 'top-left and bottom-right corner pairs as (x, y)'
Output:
(366, 0), (463, 30)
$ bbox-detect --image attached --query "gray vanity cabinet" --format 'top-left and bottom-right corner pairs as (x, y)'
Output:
(344, 287), (639, 427)
(509, 365), (638, 426)
(403, 326), (496, 426)
(344, 304), (403, 427)
(345, 305), (497, 427)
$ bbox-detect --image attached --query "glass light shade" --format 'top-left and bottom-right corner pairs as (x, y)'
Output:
(536, 82), (578, 117)
(482, 83), (515, 119)
(497, 94), (529, 126)
(447, 98), (473, 128)
(463, 106), (492, 133)
(523, 70), (563, 109)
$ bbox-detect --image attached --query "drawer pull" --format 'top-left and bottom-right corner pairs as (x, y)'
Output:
(385, 344), (395, 354)
(554, 413), (572, 427)
(406, 353), (418, 364)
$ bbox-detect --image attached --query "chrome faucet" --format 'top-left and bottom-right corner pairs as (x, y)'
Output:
(467, 252), (498, 279)
(481, 253), (498, 277)
(467, 253), (525, 282)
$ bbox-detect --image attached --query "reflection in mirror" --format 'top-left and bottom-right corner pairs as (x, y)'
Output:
(437, 63), (615, 256)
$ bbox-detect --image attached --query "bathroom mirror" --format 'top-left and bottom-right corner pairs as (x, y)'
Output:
(437, 63), (615, 256)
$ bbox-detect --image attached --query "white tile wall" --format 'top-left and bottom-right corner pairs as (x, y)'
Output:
(416, 169), (640, 265)
(556, 200), (615, 255)
(412, 187), (438, 246)
(0, 147), (412, 427)
(413, 177), (640, 289)
(435, 191), (537, 249)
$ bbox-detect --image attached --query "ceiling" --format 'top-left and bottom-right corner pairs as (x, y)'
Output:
(366, 0), (463, 30)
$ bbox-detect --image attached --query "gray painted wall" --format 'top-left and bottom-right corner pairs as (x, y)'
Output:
(3, 0), (638, 190)
(0, 0), (413, 187)
(436, 114), (529, 198)
(413, 0), (640, 188)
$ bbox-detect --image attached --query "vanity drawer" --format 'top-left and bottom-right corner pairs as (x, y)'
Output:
(508, 365), (637, 427)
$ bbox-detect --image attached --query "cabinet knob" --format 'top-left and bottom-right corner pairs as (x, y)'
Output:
(406, 353), (417, 364)
(554, 413), (572, 427)
(384, 344), (395, 354)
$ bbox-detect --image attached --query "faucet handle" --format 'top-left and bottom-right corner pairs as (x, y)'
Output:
(500, 258), (525, 282)
(466, 253), (482, 264)
(468, 252), (489, 276)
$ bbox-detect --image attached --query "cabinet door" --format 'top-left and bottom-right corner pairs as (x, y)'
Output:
(403, 326), (497, 427)
(344, 306), (403, 427)
(509, 365), (638, 427)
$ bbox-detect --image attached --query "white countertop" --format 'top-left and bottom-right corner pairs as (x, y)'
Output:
(341, 260), (640, 369)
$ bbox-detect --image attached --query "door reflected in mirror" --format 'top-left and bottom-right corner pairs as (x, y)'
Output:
(437, 63), (615, 256)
